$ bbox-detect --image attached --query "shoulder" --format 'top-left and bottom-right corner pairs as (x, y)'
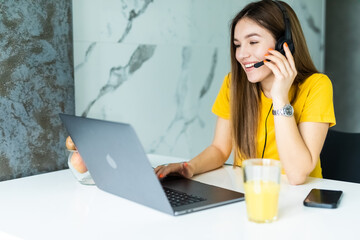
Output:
(225, 72), (231, 84)
(294, 73), (336, 126)
(301, 73), (331, 85)
(220, 72), (231, 90)
(299, 73), (333, 92)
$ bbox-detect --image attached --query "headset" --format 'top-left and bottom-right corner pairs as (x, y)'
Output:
(254, 1), (295, 68)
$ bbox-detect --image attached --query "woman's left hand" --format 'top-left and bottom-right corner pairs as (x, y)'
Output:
(263, 42), (297, 106)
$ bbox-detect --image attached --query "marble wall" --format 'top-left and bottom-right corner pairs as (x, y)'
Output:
(73, 0), (325, 160)
(0, 1), (74, 181)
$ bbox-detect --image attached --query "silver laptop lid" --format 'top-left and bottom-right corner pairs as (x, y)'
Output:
(59, 114), (173, 215)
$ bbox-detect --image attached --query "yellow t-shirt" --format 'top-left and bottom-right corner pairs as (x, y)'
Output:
(212, 73), (336, 178)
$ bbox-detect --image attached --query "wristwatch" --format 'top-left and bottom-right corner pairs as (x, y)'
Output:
(272, 104), (294, 117)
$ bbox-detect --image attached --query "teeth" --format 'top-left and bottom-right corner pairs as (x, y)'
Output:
(245, 63), (254, 68)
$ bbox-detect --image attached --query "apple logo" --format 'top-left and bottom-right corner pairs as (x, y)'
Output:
(106, 153), (118, 169)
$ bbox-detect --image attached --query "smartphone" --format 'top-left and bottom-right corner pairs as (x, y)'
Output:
(303, 188), (343, 209)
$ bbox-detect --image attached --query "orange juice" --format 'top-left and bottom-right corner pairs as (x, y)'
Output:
(244, 180), (280, 223)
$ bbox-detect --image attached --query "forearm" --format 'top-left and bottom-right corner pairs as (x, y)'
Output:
(273, 116), (313, 185)
(189, 144), (229, 175)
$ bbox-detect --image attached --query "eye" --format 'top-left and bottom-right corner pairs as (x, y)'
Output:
(234, 44), (240, 48)
(250, 41), (258, 45)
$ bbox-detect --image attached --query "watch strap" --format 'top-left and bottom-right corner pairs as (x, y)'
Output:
(272, 104), (294, 117)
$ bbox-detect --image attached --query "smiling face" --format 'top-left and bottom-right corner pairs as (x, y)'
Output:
(234, 17), (277, 84)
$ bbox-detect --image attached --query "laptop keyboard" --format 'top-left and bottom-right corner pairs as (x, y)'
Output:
(163, 187), (206, 207)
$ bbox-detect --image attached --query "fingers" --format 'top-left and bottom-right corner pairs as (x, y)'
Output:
(155, 163), (176, 178)
(154, 162), (193, 179)
(264, 43), (297, 79)
(283, 42), (296, 71)
(264, 49), (291, 77)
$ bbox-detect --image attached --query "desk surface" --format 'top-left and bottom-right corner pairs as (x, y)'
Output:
(0, 154), (359, 240)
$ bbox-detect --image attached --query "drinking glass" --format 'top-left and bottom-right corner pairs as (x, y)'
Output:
(242, 158), (281, 223)
(67, 150), (95, 185)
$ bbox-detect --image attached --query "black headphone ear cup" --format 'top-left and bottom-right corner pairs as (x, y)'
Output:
(276, 37), (295, 56)
(275, 37), (286, 55)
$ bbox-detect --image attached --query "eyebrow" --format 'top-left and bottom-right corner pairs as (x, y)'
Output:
(234, 33), (261, 42)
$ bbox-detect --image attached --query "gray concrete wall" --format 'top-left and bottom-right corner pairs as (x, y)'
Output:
(325, 0), (360, 132)
(0, 0), (74, 181)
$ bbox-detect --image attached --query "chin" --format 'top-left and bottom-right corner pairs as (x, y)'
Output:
(246, 71), (272, 84)
(246, 74), (262, 84)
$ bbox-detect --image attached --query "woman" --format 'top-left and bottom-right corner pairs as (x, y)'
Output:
(155, 0), (336, 185)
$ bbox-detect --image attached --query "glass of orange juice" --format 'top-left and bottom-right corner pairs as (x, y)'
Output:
(242, 158), (281, 223)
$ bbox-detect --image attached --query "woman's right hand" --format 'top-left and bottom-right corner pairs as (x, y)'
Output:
(154, 162), (194, 179)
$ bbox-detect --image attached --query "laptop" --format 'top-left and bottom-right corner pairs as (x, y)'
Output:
(59, 113), (244, 216)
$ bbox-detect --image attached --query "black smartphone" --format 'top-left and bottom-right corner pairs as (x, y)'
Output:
(303, 188), (343, 209)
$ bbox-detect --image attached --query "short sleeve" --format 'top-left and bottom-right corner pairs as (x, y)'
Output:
(299, 74), (336, 127)
(212, 74), (231, 119)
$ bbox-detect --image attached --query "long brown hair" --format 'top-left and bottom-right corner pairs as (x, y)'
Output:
(230, 0), (318, 162)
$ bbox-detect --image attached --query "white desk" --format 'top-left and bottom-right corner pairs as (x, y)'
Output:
(0, 154), (359, 240)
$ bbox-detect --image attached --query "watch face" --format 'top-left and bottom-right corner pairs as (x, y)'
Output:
(283, 104), (294, 116)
